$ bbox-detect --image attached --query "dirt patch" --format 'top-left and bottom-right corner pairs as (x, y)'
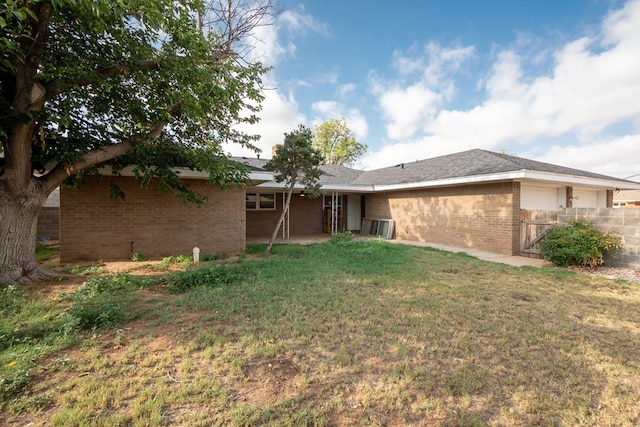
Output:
(232, 357), (305, 407)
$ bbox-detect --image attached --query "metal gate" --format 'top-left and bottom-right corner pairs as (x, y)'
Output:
(520, 210), (557, 256)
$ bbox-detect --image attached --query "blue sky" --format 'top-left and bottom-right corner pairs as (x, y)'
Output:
(228, 0), (640, 179)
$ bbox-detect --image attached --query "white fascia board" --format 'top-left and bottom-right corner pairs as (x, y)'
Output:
(372, 171), (525, 192)
(373, 170), (640, 192)
(97, 165), (273, 182)
(519, 170), (640, 190)
(255, 182), (375, 192)
(318, 184), (375, 192)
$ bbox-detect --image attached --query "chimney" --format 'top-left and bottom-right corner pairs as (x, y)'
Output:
(272, 144), (283, 158)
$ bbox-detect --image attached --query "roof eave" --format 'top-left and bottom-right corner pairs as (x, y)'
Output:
(97, 165), (273, 183)
(519, 170), (640, 190)
(372, 170), (640, 192)
(254, 182), (375, 192)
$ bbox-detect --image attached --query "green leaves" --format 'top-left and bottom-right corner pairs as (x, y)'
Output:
(541, 219), (623, 267)
(265, 124), (323, 194)
(312, 118), (367, 166)
(2, 0), (268, 197)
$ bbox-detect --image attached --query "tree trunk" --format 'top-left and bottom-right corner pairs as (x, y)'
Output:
(0, 190), (57, 284)
(266, 185), (294, 252)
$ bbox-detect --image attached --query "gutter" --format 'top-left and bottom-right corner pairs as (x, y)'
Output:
(371, 170), (640, 192)
(96, 165), (273, 184)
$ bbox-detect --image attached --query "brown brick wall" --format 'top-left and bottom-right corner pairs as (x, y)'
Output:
(246, 191), (324, 237)
(365, 182), (521, 255)
(37, 207), (60, 240)
(60, 175), (245, 262)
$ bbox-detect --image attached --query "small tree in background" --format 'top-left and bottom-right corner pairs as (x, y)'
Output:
(312, 118), (367, 166)
(264, 125), (323, 252)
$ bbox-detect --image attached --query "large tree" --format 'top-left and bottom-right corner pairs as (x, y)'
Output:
(264, 125), (322, 252)
(0, 0), (273, 284)
(312, 118), (367, 166)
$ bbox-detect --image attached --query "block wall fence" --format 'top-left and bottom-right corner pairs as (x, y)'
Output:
(558, 207), (640, 269)
(36, 207), (60, 241)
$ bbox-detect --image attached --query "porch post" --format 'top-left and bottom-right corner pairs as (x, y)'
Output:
(565, 186), (573, 208)
(606, 190), (613, 208)
(331, 192), (339, 235)
(282, 192), (290, 239)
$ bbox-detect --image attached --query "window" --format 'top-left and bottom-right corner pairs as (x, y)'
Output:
(324, 195), (342, 208)
(246, 193), (275, 210)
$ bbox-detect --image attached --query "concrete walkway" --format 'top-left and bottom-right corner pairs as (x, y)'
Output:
(389, 239), (547, 268)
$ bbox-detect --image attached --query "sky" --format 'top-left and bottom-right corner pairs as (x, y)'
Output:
(226, 0), (640, 180)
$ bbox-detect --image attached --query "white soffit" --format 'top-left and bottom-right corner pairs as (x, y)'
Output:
(373, 170), (640, 192)
(97, 165), (273, 183)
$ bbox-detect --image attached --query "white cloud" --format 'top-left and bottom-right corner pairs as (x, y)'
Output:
(249, 7), (332, 66)
(376, 83), (442, 140)
(226, 6), (332, 158)
(363, 0), (640, 176)
(522, 135), (640, 179)
(370, 42), (475, 141)
(225, 84), (305, 158)
(335, 83), (357, 98)
(310, 101), (369, 141)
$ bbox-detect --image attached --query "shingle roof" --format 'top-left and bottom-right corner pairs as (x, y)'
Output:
(233, 156), (364, 185)
(234, 149), (634, 188)
(353, 149), (630, 185)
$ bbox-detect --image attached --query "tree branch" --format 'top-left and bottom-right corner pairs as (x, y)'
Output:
(42, 60), (161, 99)
(41, 118), (170, 194)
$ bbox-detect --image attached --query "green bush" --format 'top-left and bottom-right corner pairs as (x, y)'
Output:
(328, 231), (354, 244)
(64, 273), (150, 329)
(0, 369), (30, 402)
(540, 219), (623, 267)
(131, 251), (150, 262)
(0, 285), (25, 315)
(163, 263), (241, 293)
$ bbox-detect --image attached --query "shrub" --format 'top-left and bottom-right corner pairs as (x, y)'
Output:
(0, 369), (30, 402)
(0, 285), (25, 315)
(328, 231), (354, 244)
(64, 273), (151, 329)
(540, 219), (623, 267)
(131, 252), (150, 262)
(163, 263), (241, 293)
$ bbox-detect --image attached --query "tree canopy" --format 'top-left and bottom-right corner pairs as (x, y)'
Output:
(312, 118), (367, 166)
(0, 0), (273, 283)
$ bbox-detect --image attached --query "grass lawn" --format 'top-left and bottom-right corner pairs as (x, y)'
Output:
(1, 238), (639, 426)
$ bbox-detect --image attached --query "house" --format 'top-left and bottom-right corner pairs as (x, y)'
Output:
(59, 149), (640, 262)
(613, 189), (640, 208)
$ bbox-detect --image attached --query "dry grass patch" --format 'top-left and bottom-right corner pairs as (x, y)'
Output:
(1, 240), (639, 426)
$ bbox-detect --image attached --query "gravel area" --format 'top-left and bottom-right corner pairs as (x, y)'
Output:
(568, 265), (640, 283)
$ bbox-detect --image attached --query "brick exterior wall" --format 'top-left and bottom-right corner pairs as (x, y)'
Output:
(558, 207), (640, 269)
(365, 182), (521, 255)
(246, 191), (324, 237)
(37, 207), (60, 240)
(60, 175), (245, 262)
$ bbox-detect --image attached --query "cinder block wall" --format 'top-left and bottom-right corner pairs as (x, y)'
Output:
(37, 207), (60, 240)
(558, 207), (640, 269)
(60, 175), (245, 262)
(366, 182), (521, 255)
(246, 192), (323, 237)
